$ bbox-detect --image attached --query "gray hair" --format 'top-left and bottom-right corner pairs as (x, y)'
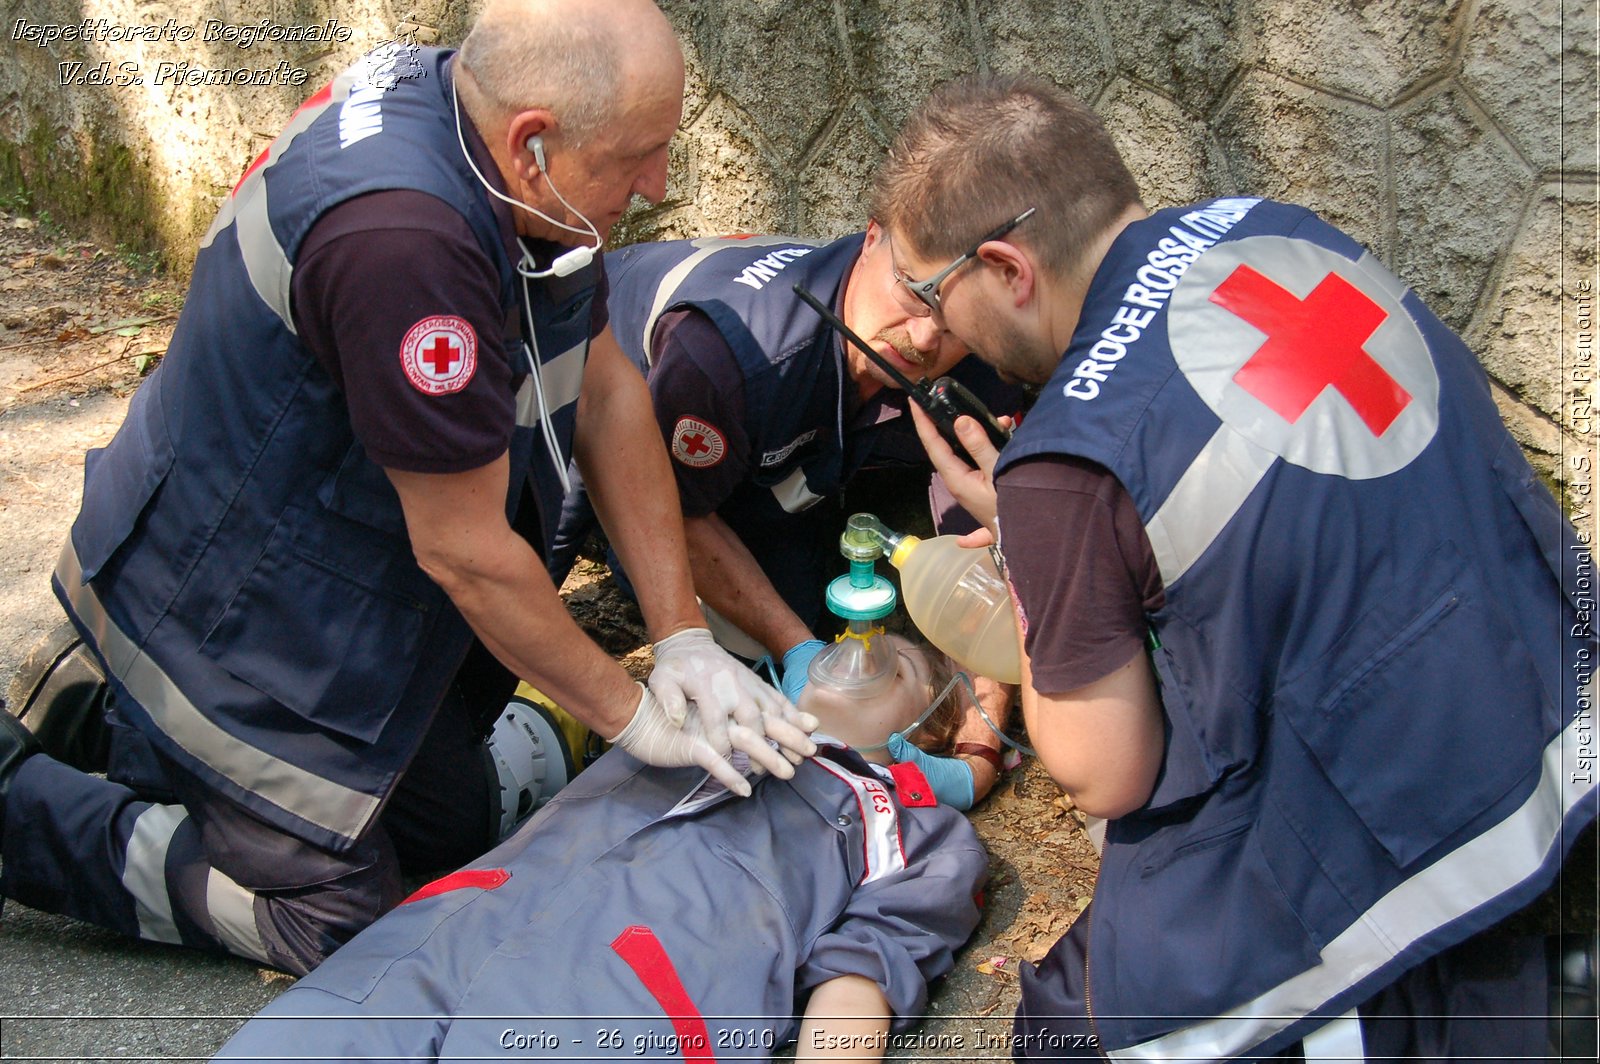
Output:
(458, 10), (622, 146)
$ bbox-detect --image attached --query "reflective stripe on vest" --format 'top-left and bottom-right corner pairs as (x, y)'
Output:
(56, 538), (381, 842)
(515, 338), (588, 428)
(1301, 1010), (1364, 1064)
(1108, 709), (1596, 1061)
(1144, 423), (1275, 588)
(201, 71), (362, 333)
(635, 235), (822, 366)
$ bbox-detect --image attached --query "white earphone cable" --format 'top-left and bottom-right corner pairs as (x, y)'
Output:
(450, 64), (592, 490)
(519, 282), (574, 496)
(451, 74), (597, 242)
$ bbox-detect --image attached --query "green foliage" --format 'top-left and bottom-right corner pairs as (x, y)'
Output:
(117, 242), (166, 277)
(0, 109), (168, 265)
(0, 182), (32, 214)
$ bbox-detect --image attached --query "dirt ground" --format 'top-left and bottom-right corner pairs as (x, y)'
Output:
(0, 207), (1100, 1058)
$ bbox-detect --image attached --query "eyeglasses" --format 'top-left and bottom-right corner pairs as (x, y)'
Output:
(891, 206), (1037, 317)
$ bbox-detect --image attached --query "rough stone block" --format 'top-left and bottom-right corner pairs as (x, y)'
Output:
(842, 0), (977, 131)
(1102, 0), (1252, 116)
(1250, 0), (1463, 105)
(1100, 80), (1234, 208)
(974, 0), (1111, 106)
(1215, 70), (1389, 255)
(1392, 84), (1533, 331)
(1471, 184), (1598, 428)
(684, 95), (789, 235)
(798, 100), (892, 239)
(1462, 0), (1598, 174)
(702, 0), (847, 161)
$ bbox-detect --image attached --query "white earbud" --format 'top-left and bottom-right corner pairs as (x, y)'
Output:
(451, 76), (600, 248)
(451, 78), (601, 241)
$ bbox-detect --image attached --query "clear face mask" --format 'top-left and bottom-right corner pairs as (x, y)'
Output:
(806, 623), (898, 700)
(850, 668), (1036, 758)
(808, 516), (901, 699)
(802, 516), (1036, 758)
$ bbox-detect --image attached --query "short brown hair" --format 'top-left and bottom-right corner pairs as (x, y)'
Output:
(872, 74), (1142, 281)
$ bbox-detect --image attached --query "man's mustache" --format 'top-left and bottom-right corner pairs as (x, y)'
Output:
(874, 328), (933, 370)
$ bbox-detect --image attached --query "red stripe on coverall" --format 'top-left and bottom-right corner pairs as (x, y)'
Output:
(400, 868), (510, 905)
(610, 925), (715, 1061)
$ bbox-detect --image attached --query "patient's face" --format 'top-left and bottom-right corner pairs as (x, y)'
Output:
(797, 635), (936, 755)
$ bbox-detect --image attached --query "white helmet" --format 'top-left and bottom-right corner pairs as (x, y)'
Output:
(486, 697), (574, 841)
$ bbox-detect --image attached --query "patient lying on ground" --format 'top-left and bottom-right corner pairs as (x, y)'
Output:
(214, 636), (989, 1063)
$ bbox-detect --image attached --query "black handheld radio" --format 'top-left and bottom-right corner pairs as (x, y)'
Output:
(792, 284), (1011, 468)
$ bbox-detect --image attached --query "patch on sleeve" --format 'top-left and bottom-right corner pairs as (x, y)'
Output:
(399, 315), (478, 395)
(671, 416), (727, 468)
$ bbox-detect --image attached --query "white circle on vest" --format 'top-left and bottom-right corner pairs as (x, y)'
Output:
(672, 417), (726, 468)
(400, 316), (478, 395)
(1169, 236), (1439, 479)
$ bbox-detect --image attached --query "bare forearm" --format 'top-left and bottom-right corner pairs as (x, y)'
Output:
(795, 975), (892, 1062)
(684, 514), (815, 658)
(955, 676), (1015, 801)
(575, 331), (703, 641)
(387, 457), (640, 738)
(429, 528), (639, 736)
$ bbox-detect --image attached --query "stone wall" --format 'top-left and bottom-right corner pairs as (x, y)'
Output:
(2, 0), (1595, 489)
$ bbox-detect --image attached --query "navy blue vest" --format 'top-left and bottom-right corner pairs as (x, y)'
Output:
(606, 233), (877, 522)
(52, 49), (599, 852)
(996, 199), (1597, 1056)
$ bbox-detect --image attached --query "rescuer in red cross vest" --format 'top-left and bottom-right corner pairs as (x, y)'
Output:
(875, 74), (1598, 1061)
(546, 227), (1028, 811)
(0, 0), (815, 976)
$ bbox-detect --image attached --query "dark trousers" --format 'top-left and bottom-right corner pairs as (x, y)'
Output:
(1, 682), (494, 975)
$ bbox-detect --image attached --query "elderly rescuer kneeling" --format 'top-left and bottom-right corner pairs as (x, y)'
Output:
(0, 0), (815, 979)
(212, 637), (987, 1063)
(877, 73), (1597, 1062)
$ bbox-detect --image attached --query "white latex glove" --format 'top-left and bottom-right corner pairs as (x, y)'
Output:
(649, 628), (818, 779)
(612, 683), (757, 797)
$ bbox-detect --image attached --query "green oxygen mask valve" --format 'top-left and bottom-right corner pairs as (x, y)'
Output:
(809, 515), (900, 700)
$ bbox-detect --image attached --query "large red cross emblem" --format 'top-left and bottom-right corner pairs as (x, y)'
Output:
(1209, 265), (1412, 437)
(681, 432), (711, 457)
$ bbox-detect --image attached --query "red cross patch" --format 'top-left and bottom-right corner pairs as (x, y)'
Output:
(672, 417), (726, 468)
(1169, 236), (1438, 480)
(399, 316), (478, 396)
